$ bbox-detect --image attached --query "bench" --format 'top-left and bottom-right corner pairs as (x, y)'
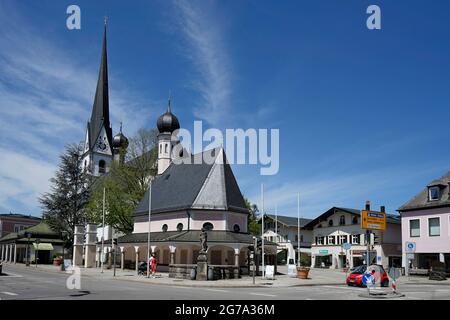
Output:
(409, 269), (429, 276)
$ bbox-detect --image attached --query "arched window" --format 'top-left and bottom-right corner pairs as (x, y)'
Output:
(352, 216), (358, 225)
(339, 215), (346, 226)
(98, 160), (106, 174)
(328, 219), (334, 227)
(233, 224), (240, 233)
(177, 223), (183, 232)
(159, 144), (162, 153)
(162, 224), (168, 232)
(165, 143), (168, 153)
(202, 222), (214, 231)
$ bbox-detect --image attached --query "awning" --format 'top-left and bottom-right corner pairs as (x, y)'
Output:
(33, 243), (54, 250)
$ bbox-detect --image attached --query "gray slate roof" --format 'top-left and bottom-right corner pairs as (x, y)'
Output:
(116, 230), (262, 245)
(134, 148), (249, 216)
(398, 171), (450, 212)
(262, 214), (312, 229)
(304, 207), (400, 229)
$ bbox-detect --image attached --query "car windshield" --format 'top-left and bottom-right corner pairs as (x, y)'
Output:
(351, 265), (367, 274)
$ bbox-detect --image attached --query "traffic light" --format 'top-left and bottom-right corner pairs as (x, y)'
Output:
(373, 233), (381, 245)
(112, 238), (118, 246)
(369, 233), (381, 245)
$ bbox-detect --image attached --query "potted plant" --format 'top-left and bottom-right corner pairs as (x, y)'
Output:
(53, 254), (63, 266)
(297, 255), (311, 279)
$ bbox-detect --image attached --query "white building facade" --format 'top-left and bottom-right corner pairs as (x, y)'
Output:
(307, 207), (402, 269)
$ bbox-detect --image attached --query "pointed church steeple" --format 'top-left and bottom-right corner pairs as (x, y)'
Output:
(88, 20), (112, 149)
(82, 21), (114, 176)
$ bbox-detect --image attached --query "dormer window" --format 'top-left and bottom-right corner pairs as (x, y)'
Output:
(429, 186), (440, 201)
(328, 219), (334, 227)
(339, 215), (346, 226)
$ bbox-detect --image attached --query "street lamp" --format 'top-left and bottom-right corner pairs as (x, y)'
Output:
(35, 238), (40, 268)
(26, 232), (31, 266)
(61, 231), (68, 271)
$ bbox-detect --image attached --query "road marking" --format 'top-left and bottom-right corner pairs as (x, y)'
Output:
(1, 292), (18, 296)
(249, 293), (277, 297)
(206, 289), (229, 293)
(172, 286), (191, 290)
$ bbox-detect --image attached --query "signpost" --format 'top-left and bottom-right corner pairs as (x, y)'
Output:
(405, 241), (416, 276)
(361, 210), (386, 231)
(342, 243), (351, 277)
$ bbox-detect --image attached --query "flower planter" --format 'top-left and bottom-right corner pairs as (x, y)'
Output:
(297, 267), (310, 279)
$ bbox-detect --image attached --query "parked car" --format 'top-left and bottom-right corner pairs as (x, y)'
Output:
(346, 264), (389, 287)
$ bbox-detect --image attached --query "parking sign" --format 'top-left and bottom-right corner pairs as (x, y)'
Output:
(405, 242), (416, 253)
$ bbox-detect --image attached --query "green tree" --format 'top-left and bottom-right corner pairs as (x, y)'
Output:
(244, 197), (260, 236)
(86, 128), (158, 234)
(39, 143), (91, 247)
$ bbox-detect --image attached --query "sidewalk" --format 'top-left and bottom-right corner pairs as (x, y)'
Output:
(4, 262), (450, 288)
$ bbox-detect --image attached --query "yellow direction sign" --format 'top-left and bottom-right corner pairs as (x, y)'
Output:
(361, 210), (386, 231)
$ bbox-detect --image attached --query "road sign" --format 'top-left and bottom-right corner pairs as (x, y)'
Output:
(319, 249), (329, 254)
(265, 265), (274, 279)
(361, 210), (386, 231)
(405, 242), (416, 253)
(342, 243), (352, 251)
(406, 253), (415, 260)
(362, 273), (374, 285)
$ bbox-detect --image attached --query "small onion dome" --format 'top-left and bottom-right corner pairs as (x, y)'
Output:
(157, 98), (180, 133)
(112, 125), (129, 149)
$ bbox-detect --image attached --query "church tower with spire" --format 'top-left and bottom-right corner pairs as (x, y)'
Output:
(81, 22), (114, 176)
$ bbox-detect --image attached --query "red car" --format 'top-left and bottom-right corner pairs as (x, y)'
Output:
(346, 264), (389, 287)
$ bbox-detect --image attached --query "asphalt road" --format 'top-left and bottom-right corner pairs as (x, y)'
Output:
(1, 264), (450, 300)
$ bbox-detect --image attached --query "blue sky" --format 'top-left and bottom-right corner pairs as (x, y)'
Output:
(1, 0), (450, 218)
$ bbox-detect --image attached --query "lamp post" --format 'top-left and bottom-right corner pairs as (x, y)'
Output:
(26, 232), (31, 267)
(35, 238), (40, 268)
(147, 181), (153, 278)
(61, 231), (68, 271)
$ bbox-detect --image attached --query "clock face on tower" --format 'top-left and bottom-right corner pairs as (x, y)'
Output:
(96, 136), (109, 152)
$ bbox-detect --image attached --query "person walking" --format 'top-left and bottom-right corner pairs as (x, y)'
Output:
(150, 253), (157, 278)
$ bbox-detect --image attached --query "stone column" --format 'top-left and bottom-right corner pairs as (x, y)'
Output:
(73, 225), (85, 267)
(234, 248), (240, 279)
(84, 223), (97, 268)
(134, 246), (140, 274)
(120, 247), (125, 270)
(13, 244), (17, 264)
(0, 245), (4, 261)
(169, 246), (176, 265)
(9, 244), (12, 263)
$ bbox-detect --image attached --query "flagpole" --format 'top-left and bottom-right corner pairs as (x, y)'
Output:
(297, 193), (300, 267)
(275, 203), (278, 243)
(147, 182), (152, 278)
(261, 183), (265, 279)
(101, 187), (105, 273)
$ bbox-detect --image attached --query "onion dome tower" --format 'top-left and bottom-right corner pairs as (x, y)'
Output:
(157, 97), (180, 174)
(112, 123), (129, 163)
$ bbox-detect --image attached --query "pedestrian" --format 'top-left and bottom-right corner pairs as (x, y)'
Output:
(150, 253), (157, 278)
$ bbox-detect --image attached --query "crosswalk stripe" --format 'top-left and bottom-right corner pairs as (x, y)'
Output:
(249, 293), (277, 297)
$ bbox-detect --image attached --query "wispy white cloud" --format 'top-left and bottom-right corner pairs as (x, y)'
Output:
(172, 0), (233, 127)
